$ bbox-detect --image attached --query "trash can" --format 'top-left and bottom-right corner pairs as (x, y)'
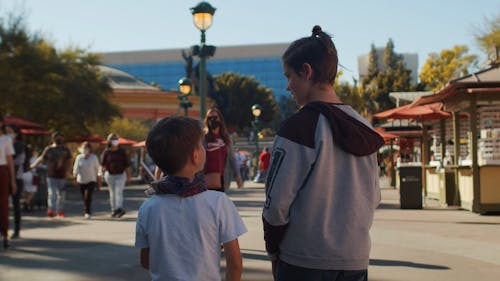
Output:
(399, 165), (422, 209)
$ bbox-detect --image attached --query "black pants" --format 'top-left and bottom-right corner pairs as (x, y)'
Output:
(79, 182), (96, 214)
(12, 179), (23, 234)
(276, 260), (368, 281)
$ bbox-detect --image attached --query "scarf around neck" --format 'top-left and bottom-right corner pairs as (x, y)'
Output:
(146, 173), (207, 197)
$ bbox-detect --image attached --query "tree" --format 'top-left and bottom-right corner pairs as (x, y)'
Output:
(419, 45), (477, 91)
(335, 77), (376, 120)
(213, 72), (279, 131)
(361, 39), (414, 113)
(474, 13), (500, 63)
(0, 14), (120, 136)
(365, 44), (379, 83)
(91, 118), (150, 141)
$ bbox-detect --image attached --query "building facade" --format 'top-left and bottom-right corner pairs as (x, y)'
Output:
(99, 43), (290, 100)
(98, 65), (201, 121)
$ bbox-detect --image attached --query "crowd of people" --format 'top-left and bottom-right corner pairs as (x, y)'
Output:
(2, 24), (382, 281)
(0, 121), (133, 249)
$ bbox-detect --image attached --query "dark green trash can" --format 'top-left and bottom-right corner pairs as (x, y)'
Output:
(399, 166), (423, 209)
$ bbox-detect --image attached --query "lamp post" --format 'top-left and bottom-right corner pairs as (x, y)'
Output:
(178, 77), (192, 116)
(252, 104), (262, 177)
(190, 2), (216, 119)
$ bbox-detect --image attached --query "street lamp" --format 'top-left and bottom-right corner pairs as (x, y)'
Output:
(178, 77), (193, 116)
(190, 1), (216, 119)
(251, 104), (262, 176)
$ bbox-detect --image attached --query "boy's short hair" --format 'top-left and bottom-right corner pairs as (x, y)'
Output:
(146, 116), (203, 175)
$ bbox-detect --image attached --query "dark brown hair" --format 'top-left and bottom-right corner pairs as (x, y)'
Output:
(203, 107), (230, 144)
(80, 141), (92, 152)
(146, 116), (203, 175)
(282, 25), (338, 84)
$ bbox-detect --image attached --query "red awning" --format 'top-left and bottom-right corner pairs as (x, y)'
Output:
(21, 129), (51, 136)
(100, 136), (137, 146)
(133, 140), (146, 147)
(374, 127), (398, 140)
(374, 103), (451, 120)
(4, 116), (43, 129)
(66, 135), (105, 143)
(373, 104), (412, 119)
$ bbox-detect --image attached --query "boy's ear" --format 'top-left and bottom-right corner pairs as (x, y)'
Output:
(190, 149), (198, 165)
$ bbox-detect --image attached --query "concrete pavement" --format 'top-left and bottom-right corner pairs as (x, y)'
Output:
(1, 179), (500, 280)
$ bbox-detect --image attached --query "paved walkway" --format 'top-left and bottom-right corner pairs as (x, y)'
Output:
(1, 179), (499, 280)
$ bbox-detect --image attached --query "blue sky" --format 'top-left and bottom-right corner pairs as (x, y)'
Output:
(1, 0), (499, 82)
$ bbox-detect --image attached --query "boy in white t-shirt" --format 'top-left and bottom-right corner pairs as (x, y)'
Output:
(135, 116), (247, 281)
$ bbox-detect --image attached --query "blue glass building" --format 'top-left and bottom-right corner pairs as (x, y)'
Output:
(100, 43), (289, 99)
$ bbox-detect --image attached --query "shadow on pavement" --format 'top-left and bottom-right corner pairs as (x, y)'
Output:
(0, 238), (149, 280)
(377, 203), (400, 209)
(370, 259), (450, 270)
(241, 248), (269, 262)
(231, 199), (264, 209)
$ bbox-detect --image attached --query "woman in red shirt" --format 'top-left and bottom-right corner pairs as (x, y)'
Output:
(203, 108), (243, 192)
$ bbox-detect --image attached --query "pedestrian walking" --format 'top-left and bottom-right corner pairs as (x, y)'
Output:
(6, 124), (25, 239)
(73, 142), (101, 219)
(254, 147), (270, 183)
(203, 108), (243, 191)
(22, 145), (38, 212)
(0, 113), (17, 249)
(235, 148), (249, 181)
(136, 116), (247, 281)
(31, 131), (72, 218)
(101, 133), (131, 218)
(262, 25), (384, 281)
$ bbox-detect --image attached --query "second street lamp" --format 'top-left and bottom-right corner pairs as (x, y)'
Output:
(190, 1), (216, 119)
(178, 77), (192, 116)
(251, 104), (262, 177)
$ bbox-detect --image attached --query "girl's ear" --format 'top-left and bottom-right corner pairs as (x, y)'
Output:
(302, 63), (313, 80)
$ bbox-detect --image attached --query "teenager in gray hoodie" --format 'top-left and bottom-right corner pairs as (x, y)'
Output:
(262, 25), (384, 281)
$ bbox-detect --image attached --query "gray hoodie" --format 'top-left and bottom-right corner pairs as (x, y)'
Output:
(262, 101), (383, 270)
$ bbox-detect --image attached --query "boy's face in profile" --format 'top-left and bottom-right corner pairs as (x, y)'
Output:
(194, 137), (206, 172)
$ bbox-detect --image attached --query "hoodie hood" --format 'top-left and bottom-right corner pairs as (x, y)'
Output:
(304, 101), (384, 156)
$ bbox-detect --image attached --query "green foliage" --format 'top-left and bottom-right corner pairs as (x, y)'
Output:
(213, 72), (279, 131)
(90, 118), (151, 142)
(335, 80), (375, 120)
(419, 45), (477, 91)
(366, 44), (379, 82)
(474, 13), (500, 63)
(361, 39), (414, 113)
(0, 13), (120, 136)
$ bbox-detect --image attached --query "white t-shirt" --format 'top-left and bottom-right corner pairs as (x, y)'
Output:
(72, 153), (101, 184)
(0, 135), (15, 165)
(22, 170), (37, 192)
(135, 190), (247, 281)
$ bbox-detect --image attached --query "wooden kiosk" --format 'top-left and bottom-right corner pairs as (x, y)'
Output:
(415, 64), (500, 213)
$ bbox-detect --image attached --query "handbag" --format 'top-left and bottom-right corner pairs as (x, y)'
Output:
(204, 172), (222, 189)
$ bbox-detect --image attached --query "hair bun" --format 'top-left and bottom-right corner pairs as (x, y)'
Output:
(312, 25), (322, 36)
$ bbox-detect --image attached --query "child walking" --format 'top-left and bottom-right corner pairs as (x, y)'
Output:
(135, 116), (247, 281)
